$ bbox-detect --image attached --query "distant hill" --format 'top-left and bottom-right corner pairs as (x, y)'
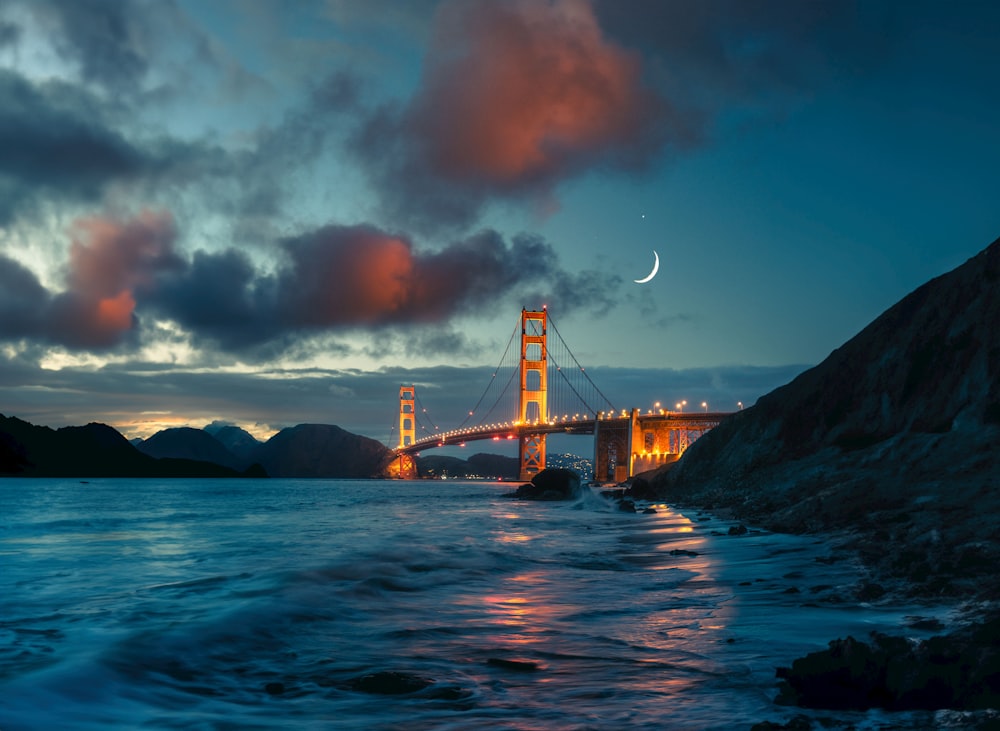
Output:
(136, 427), (246, 471)
(417, 452), (519, 479)
(653, 236), (1000, 600)
(203, 424), (261, 464)
(255, 424), (391, 478)
(0, 415), (247, 478)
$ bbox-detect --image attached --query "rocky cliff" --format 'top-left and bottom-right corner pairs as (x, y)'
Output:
(653, 236), (1000, 600)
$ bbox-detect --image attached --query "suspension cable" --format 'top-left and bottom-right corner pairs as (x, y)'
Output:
(455, 320), (520, 430)
(547, 314), (618, 414)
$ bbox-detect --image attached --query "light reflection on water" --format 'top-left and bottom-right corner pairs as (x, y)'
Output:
(0, 478), (959, 730)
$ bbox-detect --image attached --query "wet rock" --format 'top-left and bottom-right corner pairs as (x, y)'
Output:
(626, 477), (657, 501)
(728, 524), (748, 536)
(350, 671), (433, 695)
(618, 499), (636, 513)
(774, 616), (1000, 711)
(669, 549), (699, 557)
(264, 681), (285, 695)
(642, 507), (657, 514)
(506, 468), (581, 500)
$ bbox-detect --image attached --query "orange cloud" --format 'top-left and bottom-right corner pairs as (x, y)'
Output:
(95, 290), (136, 333)
(43, 210), (181, 348)
(416, 0), (654, 186)
(68, 210), (178, 299)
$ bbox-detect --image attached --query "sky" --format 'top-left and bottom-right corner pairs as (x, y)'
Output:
(1, 0), (998, 449)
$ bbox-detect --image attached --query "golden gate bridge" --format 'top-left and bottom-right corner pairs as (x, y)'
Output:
(390, 308), (732, 482)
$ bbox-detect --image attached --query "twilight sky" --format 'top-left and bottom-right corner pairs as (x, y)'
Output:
(1, 0), (998, 446)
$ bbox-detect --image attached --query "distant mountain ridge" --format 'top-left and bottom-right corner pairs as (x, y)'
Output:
(136, 427), (246, 470)
(0, 415), (250, 478)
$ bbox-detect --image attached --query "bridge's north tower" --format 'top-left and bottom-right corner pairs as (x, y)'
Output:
(396, 385), (417, 479)
(518, 309), (548, 480)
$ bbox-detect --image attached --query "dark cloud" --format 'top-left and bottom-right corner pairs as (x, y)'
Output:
(0, 215), (617, 355)
(350, 0), (670, 231)
(153, 248), (279, 349)
(0, 255), (50, 338)
(152, 224), (619, 352)
(0, 19), (19, 48)
(0, 71), (153, 221)
(39, 0), (152, 93)
(0, 211), (181, 349)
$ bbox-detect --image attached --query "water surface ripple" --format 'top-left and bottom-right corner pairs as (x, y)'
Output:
(0, 479), (961, 729)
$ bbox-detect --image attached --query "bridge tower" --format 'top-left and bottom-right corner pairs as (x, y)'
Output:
(518, 308), (548, 481)
(395, 385), (417, 479)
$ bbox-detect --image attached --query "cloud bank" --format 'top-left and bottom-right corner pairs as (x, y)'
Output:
(1, 212), (619, 353)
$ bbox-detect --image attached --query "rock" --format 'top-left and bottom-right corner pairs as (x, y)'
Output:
(642, 507), (657, 514)
(264, 681), (285, 695)
(626, 477), (657, 500)
(775, 616), (1000, 711)
(349, 671), (433, 695)
(728, 524), (748, 536)
(618, 499), (636, 513)
(505, 468), (581, 500)
(669, 549), (699, 557)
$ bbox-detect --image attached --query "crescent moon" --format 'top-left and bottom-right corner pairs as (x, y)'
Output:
(634, 250), (659, 284)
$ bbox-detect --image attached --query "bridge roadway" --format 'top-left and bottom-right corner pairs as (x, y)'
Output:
(397, 411), (733, 455)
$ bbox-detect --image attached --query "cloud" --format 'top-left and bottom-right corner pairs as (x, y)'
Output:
(0, 71), (153, 222)
(0, 210), (181, 349)
(350, 0), (669, 231)
(45, 210), (182, 348)
(0, 255), (50, 338)
(152, 224), (620, 351)
(34, 0), (152, 94)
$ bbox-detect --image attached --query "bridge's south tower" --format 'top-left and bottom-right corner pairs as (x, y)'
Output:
(518, 309), (548, 480)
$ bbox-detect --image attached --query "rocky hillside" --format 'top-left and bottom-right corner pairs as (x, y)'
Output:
(255, 424), (391, 478)
(653, 236), (1000, 600)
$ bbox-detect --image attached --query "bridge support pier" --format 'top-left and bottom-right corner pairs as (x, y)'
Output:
(518, 432), (546, 482)
(389, 452), (417, 480)
(593, 412), (633, 484)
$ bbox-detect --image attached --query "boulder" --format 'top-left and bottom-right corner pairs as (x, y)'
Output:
(506, 468), (581, 500)
(775, 616), (1000, 710)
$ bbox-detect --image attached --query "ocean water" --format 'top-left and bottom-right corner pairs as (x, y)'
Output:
(0, 478), (972, 730)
